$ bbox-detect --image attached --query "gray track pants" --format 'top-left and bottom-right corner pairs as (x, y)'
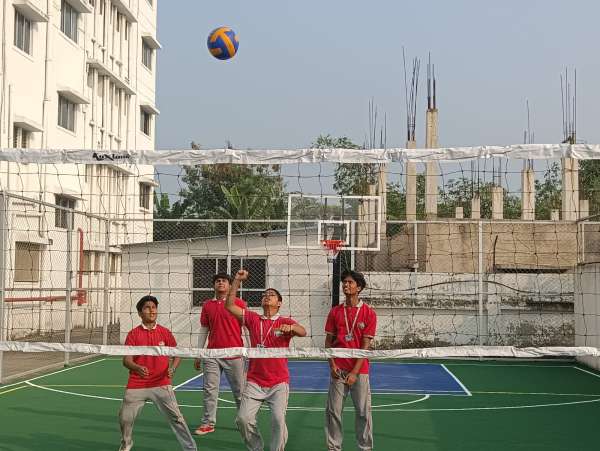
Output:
(119, 385), (197, 451)
(325, 374), (373, 451)
(236, 381), (289, 451)
(201, 357), (245, 426)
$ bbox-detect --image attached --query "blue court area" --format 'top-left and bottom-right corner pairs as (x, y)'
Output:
(176, 361), (470, 396)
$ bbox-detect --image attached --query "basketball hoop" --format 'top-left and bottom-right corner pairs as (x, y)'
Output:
(321, 239), (345, 263)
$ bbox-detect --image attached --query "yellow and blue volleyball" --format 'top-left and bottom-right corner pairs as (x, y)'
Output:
(207, 27), (239, 60)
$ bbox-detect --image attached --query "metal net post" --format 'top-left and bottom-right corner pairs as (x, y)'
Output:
(0, 193), (7, 383)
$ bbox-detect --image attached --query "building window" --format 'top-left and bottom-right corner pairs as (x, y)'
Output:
(139, 183), (151, 209)
(142, 40), (152, 69)
(12, 126), (30, 148)
(14, 10), (32, 54)
(55, 195), (76, 229)
(110, 253), (119, 273)
(58, 95), (76, 131)
(83, 251), (101, 273)
(140, 109), (151, 135)
(192, 257), (267, 307)
(15, 242), (41, 282)
(61, 0), (79, 42)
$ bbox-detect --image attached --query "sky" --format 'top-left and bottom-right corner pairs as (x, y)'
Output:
(154, 0), (600, 151)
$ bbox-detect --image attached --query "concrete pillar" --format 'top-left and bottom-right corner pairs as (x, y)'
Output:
(455, 206), (464, 219)
(580, 199), (589, 219)
(562, 158), (579, 221)
(425, 110), (439, 219)
(551, 209), (560, 221)
(405, 140), (417, 221)
(521, 168), (535, 220)
(377, 165), (387, 239)
(491, 186), (504, 220)
(471, 195), (481, 219)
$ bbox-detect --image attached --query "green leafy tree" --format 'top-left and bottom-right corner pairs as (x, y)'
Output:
(579, 160), (600, 216)
(179, 164), (286, 220)
(386, 175), (426, 220)
(312, 135), (378, 195)
(438, 178), (521, 219)
(151, 142), (287, 239)
(535, 162), (562, 219)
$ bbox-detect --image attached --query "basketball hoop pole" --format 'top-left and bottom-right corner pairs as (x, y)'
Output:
(332, 254), (341, 308)
(322, 239), (344, 307)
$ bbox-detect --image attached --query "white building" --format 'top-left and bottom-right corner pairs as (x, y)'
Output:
(0, 0), (161, 341)
(120, 229), (333, 348)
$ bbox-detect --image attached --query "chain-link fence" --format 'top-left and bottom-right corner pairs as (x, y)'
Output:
(0, 190), (595, 382)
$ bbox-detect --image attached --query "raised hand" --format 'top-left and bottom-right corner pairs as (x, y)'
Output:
(235, 269), (249, 281)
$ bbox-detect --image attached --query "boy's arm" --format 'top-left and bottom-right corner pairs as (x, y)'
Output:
(325, 332), (341, 379)
(225, 270), (247, 321)
(123, 355), (149, 378)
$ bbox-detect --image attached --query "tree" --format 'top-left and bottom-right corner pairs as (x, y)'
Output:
(386, 175), (426, 220)
(151, 142), (287, 239)
(535, 162), (562, 220)
(438, 178), (521, 219)
(312, 135), (378, 196)
(179, 164), (286, 221)
(579, 160), (600, 216)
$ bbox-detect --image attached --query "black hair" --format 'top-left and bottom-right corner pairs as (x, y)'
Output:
(340, 270), (367, 290)
(264, 288), (283, 303)
(213, 273), (233, 284)
(136, 295), (159, 312)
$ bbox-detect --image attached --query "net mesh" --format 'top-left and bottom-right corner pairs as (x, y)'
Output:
(1, 145), (600, 381)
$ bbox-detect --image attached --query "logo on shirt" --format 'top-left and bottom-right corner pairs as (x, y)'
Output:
(357, 322), (366, 330)
(159, 341), (165, 346)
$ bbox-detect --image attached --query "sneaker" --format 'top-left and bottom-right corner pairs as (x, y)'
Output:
(194, 425), (215, 436)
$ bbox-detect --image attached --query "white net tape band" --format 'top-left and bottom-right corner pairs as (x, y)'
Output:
(2, 143), (600, 165)
(1, 342), (598, 359)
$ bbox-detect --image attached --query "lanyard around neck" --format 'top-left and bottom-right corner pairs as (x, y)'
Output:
(343, 303), (362, 336)
(259, 318), (276, 346)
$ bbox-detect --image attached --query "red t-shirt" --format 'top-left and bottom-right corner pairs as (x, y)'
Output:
(325, 301), (377, 374)
(200, 297), (247, 349)
(243, 310), (297, 388)
(124, 324), (177, 389)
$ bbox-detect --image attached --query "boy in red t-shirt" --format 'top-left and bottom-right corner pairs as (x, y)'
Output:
(118, 295), (197, 451)
(193, 273), (247, 436)
(325, 270), (377, 451)
(225, 269), (307, 451)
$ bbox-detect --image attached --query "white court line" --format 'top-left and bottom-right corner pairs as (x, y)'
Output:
(0, 386), (28, 397)
(372, 395), (430, 408)
(574, 366), (600, 379)
(0, 358), (107, 390)
(40, 384), (122, 388)
(24, 380), (600, 413)
(441, 364), (472, 396)
(472, 390), (600, 397)
(26, 381), (122, 402)
(373, 397), (600, 412)
(174, 373), (203, 390)
(444, 363), (573, 368)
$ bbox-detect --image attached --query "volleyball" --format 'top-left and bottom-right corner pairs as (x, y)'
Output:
(207, 27), (239, 60)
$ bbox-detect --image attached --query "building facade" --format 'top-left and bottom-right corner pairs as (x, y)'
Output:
(0, 0), (160, 342)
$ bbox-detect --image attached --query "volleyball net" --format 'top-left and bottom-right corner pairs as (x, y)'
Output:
(1, 144), (600, 381)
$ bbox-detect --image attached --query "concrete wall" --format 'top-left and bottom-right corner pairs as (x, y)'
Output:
(575, 263), (600, 370)
(119, 232), (332, 348)
(363, 221), (579, 273)
(118, 230), (577, 350)
(365, 272), (573, 348)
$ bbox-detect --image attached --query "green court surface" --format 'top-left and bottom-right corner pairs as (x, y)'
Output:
(1, 358), (599, 450)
